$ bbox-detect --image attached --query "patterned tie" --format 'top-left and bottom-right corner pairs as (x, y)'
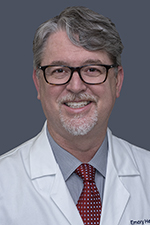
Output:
(75, 163), (102, 225)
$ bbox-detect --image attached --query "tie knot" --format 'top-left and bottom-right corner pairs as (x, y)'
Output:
(75, 163), (95, 182)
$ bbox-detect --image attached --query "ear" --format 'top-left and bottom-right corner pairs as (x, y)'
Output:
(33, 69), (41, 100)
(115, 66), (124, 98)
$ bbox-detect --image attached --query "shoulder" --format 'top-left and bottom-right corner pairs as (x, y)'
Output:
(108, 128), (150, 156)
(0, 126), (47, 195)
(0, 135), (35, 162)
(112, 133), (150, 158)
(0, 123), (46, 180)
(0, 122), (47, 164)
(109, 129), (150, 175)
(0, 136), (36, 181)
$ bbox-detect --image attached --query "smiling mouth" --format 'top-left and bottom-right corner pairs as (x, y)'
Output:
(64, 101), (91, 109)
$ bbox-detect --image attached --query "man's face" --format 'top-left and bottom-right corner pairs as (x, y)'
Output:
(33, 31), (123, 140)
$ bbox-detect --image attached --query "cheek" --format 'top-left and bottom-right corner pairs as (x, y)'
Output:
(95, 80), (117, 114)
(39, 85), (65, 119)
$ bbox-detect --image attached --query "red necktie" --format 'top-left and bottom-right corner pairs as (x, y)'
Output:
(75, 163), (102, 225)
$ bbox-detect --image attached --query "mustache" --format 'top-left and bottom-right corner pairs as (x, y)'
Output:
(58, 93), (98, 104)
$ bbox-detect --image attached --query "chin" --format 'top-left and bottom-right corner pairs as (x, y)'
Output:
(60, 110), (98, 136)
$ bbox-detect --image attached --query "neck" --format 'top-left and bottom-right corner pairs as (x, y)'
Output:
(48, 124), (107, 162)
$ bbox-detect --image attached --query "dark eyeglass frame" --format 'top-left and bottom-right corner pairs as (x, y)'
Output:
(38, 64), (117, 86)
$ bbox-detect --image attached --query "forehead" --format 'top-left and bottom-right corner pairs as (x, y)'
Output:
(42, 31), (112, 66)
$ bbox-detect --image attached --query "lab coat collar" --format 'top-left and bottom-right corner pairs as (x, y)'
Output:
(107, 128), (140, 177)
(29, 121), (57, 179)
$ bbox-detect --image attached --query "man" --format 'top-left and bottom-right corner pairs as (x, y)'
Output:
(0, 6), (150, 225)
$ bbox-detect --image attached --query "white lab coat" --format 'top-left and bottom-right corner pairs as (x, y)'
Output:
(0, 122), (150, 225)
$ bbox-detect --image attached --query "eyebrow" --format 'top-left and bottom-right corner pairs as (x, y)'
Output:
(49, 59), (103, 66)
(50, 61), (68, 66)
(82, 59), (103, 65)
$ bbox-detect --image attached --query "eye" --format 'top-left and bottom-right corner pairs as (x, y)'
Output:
(88, 68), (98, 72)
(52, 68), (65, 74)
(88, 66), (106, 74)
(46, 66), (70, 80)
(46, 66), (70, 77)
(82, 65), (104, 76)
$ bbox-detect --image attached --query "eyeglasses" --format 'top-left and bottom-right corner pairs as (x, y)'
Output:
(38, 64), (117, 85)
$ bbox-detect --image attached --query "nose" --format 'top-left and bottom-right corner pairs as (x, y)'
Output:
(66, 71), (87, 93)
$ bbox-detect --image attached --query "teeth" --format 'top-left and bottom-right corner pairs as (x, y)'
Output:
(65, 101), (90, 108)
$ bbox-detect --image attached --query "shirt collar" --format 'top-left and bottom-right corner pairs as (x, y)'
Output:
(46, 127), (108, 181)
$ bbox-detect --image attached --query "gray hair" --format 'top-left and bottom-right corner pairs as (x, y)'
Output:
(33, 6), (124, 69)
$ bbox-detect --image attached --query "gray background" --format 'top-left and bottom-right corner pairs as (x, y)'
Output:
(0, 0), (150, 155)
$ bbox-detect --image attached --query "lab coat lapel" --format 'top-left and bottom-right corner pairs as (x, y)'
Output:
(50, 167), (83, 225)
(100, 129), (140, 225)
(30, 122), (83, 225)
(100, 149), (130, 225)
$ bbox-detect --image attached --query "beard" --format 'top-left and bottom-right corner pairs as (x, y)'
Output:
(58, 93), (98, 136)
